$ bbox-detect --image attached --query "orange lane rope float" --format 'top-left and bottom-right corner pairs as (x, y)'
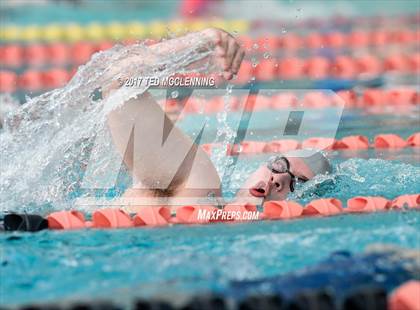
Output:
(0, 27), (417, 66)
(43, 193), (420, 230)
(200, 132), (420, 157)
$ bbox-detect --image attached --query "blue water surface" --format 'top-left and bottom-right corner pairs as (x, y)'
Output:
(1, 210), (419, 307)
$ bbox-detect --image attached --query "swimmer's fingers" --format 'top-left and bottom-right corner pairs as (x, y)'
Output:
(201, 28), (226, 71)
(201, 28), (245, 80)
(211, 31), (234, 80)
(222, 71), (233, 80)
(216, 35), (231, 80)
(213, 29), (229, 56)
(222, 34), (245, 79)
(223, 37), (240, 74)
(220, 40), (234, 80)
(223, 37), (237, 69)
(223, 52), (244, 80)
(202, 28), (224, 55)
(231, 47), (245, 75)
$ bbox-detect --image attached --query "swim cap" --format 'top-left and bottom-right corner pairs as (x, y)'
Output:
(284, 148), (332, 176)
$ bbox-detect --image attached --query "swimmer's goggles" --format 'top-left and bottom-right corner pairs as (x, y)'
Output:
(267, 156), (308, 192)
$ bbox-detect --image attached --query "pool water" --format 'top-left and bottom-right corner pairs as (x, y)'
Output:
(0, 211), (420, 304)
(0, 28), (419, 307)
(1, 210), (419, 307)
(1, 105), (420, 307)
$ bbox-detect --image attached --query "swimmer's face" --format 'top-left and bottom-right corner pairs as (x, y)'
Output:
(240, 156), (314, 201)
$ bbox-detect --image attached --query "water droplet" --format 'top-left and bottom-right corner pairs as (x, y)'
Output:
(251, 57), (259, 68)
(252, 43), (259, 49)
(226, 84), (233, 94)
(263, 52), (271, 59)
(171, 90), (179, 98)
(207, 191), (216, 198)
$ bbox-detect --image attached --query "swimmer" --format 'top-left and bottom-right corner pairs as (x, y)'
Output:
(103, 28), (332, 209)
(235, 149), (331, 202)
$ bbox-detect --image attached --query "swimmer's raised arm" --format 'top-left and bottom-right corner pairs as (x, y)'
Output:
(107, 92), (222, 203)
(104, 28), (245, 207)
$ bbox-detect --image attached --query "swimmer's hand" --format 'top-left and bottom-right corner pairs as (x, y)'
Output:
(199, 28), (245, 80)
(150, 28), (245, 80)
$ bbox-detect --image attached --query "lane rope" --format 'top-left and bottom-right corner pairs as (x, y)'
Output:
(204, 132), (420, 156)
(1, 193), (418, 231)
(0, 27), (418, 68)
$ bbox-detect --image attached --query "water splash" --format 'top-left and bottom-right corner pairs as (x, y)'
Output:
(290, 158), (420, 204)
(212, 83), (237, 179)
(0, 38), (215, 213)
